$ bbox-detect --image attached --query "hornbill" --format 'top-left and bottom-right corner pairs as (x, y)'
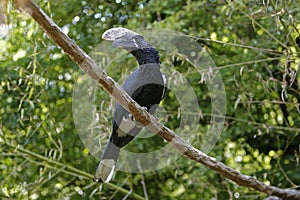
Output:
(94, 28), (166, 182)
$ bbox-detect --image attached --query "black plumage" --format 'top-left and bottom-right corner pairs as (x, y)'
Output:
(296, 36), (300, 48)
(94, 28), (166, 182)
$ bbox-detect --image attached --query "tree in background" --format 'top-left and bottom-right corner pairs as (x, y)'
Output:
(0, 0), (299, 199)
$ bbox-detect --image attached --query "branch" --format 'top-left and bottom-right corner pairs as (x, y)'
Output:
(14, 0), (300, 199)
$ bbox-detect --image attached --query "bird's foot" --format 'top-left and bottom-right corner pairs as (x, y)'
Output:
(128, 107), (148, 127)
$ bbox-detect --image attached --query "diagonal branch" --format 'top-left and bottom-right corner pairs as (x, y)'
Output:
(15, 0), (300, 199)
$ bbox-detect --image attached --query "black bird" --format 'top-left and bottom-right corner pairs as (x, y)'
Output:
(94, 28), (166, 182)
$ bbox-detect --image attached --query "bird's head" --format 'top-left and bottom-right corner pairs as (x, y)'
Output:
(102, 27), (152, 52)
(102, 27), (160, 65)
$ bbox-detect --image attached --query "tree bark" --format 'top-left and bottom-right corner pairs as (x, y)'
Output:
(14, 0), (300, 199)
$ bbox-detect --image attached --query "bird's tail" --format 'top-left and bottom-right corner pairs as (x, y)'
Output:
(94, 141), (120, 182)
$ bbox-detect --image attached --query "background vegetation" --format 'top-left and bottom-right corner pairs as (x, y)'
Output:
(1, 0), (299, 199)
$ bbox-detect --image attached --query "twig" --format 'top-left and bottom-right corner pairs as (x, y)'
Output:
(110, 177), (132, 200)
(156, 110), (300, 132)
(269, 0), (300, 52)
(122, 189), (132, 200)
(30, 161), (65, 193)
(3, 142), (145, 200)
(233, 1), (288, 49)
(137, 160), (149, 200)
(64, 182), (98, 198)
(14, 0), (300, 199)
(193, 37), (282, 55)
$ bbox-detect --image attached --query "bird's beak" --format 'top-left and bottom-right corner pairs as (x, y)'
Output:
(102, 28), (140, 50)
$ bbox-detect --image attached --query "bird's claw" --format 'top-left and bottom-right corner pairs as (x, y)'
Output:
(128, 113), (135, 122)
(128, 107), (148, 127)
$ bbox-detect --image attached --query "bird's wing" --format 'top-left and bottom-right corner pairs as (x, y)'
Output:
(112, 68), (143, 122)
(109, 68), (144, 147)
(122, 68), (144, 99)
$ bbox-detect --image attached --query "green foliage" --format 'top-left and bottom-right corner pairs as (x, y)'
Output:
(1, 0), (300, 199)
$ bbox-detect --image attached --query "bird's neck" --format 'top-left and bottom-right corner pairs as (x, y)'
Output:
(130, 48), (160, 65)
